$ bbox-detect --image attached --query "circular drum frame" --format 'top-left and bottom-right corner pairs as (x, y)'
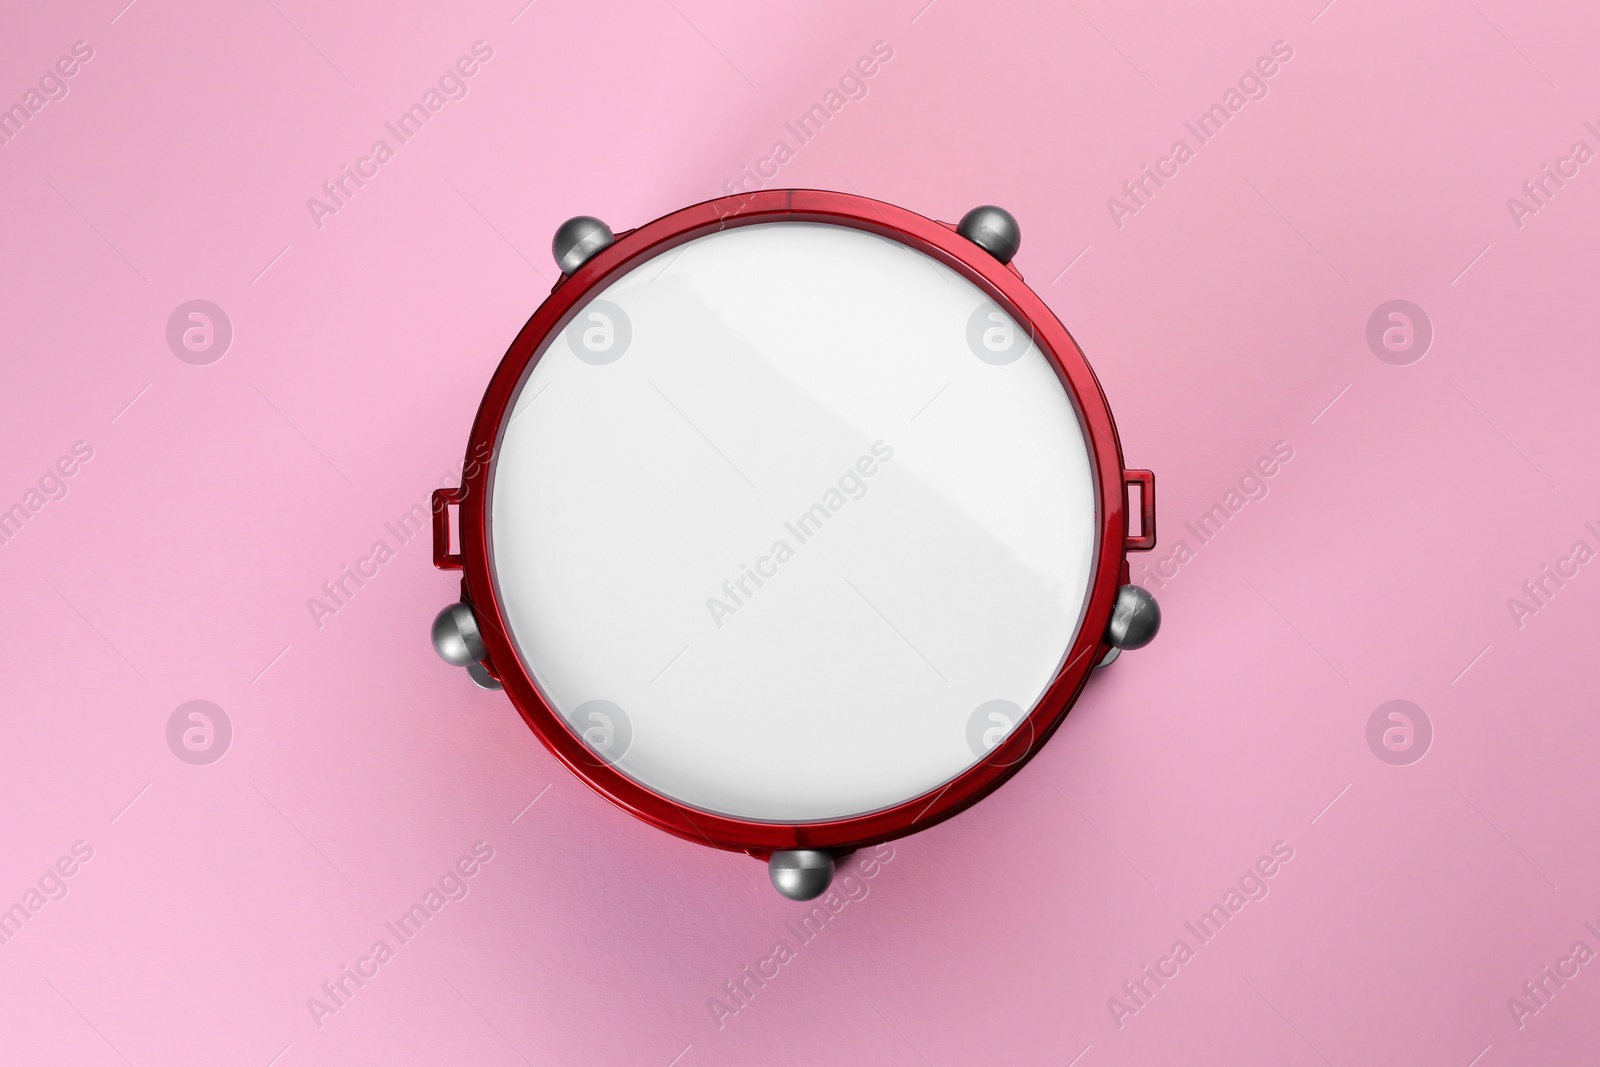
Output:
(432, 189), (1155, 859)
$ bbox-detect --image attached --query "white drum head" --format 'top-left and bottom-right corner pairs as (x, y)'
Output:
(489, 222), (1097, 823)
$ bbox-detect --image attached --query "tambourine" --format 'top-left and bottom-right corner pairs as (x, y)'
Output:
(430, 191), (1159, 899)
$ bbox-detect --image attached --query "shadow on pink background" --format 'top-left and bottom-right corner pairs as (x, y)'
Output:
(2, 0), (1598, 1064)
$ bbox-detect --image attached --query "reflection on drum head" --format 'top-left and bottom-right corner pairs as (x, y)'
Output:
(491, 222), (1097, 823)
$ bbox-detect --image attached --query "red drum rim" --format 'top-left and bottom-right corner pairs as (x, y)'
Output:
(437, 189), (1151, 857)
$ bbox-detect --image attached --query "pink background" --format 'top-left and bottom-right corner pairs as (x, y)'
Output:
(3, 0), (1598, 1064)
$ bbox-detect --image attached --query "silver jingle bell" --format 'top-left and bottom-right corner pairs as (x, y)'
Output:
(431, 602), (488, 666)
(768, 850), (834, 901)
(552, 216), (614, 275)
(465, 662), (502, 691)
(1106, 585), (1160, 650)
(956, 205), (1021, 265)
